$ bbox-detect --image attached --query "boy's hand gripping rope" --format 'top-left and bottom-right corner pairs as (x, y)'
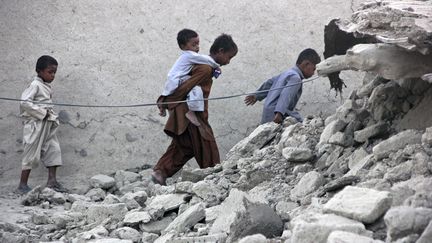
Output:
(0, 76), (320, 108)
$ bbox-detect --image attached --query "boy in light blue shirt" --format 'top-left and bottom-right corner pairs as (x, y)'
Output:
(245, 48), (321, 124)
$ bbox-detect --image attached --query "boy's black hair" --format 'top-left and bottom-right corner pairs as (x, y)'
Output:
(210, 34), (238, 54)
(36, 55), (58, 72)
(177, 29), (198, 48)
(296, 48), (321, 65)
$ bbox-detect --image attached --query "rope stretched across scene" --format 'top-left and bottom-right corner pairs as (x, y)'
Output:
(0, 76), (320, 108)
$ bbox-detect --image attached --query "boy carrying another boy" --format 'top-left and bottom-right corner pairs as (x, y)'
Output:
(245, 48), (321, 124)
(17, 55), (67, 194)
(160, 28), (221, 126)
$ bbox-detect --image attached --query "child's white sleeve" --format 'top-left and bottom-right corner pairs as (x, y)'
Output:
(186, 52), (219, 69)
(20, 83), (47, 120)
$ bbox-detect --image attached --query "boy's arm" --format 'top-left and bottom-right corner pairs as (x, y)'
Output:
(274, 75), (302, 116)
(162, 65), (213, 109)
(186, 52), (220, 69)
(20, 84), (48, 120)
(255, 76), (276, 101)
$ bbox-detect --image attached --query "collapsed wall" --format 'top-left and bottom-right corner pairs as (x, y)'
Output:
(2, 1), (432, 243)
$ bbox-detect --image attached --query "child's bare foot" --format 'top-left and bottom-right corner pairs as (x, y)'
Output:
(185, 111), (201, 126)
(16, 185), (32, 194)
(159, 108), (167, 117)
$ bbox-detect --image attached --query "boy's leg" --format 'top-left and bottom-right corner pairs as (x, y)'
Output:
(185, 111), (201, 126)
(17, 169), (32, 193)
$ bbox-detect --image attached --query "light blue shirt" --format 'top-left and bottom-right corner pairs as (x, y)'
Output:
(255, 66), (304, 124)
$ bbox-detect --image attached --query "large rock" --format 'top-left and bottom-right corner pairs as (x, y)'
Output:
(290, 171), (325, 201)
(384, 206), (432, 241)
(327, 230), (384, 243)
(110, 227), (141, 243)
(282, 147), (314, 162)
(89, 174), (116, 189)
(290, 213), (369, 243)
(209, 189), (283, 242)
(345, 154), (374, 177)
(71, 201), (128, 224)
(372, 130), (422, 160)
(163, 203), (205, 234)
(421, 126), (432, 146)
(323, 186), (392, 224)
(114, 170), (141, 188)
(140, 216), (174, 234)
(226, 122), (281, 159)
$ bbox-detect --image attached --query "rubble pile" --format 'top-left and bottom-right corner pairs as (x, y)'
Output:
(2, 1), (432, 243)
(2, 69), (432, 243)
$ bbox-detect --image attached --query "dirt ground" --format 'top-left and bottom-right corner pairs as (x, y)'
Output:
(0, 0), (365, 194)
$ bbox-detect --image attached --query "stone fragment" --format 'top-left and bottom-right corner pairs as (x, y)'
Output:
(142, 232), (159, 243)
(323, 175), (360, 193)
(372, 130), (422, 160)
(384, 206), (432, 241)
(318, 119), (346, 145)
(163, 203), (205, 234)
(110, 227), (141, 243)
(181, 166), (221, 183)
(165, 233), (227, 243)
(175, 181), (194, 193)
(71, 201), (128, 224)
(345, 154), (374, 177)
(191, 181), (224, 206)
(275, 201), (298, 221)
(290, 213), (368, 243)
(114, 170), (140, 188)
(421, 127), (432, 146)
(416, 220), (432, 243)
(329, 131), (353, 147)
(103, 194), (121, 204)
(85, 188), (106, 201)
(123, 211), (152, 225)
(348, 147), (369, 170)
(86, 239), (133, 243)
(354, 122), (389, 143)
(290, 171), (325, 201)
(226, 122), (281, 159)
(209, 189), (283, 242)
(327, 230), (384, 243)
(282, 147), (314, 162)
(140, 216), (174, 234)
(324, 186), (392, 224)
(238, 234), (267, 243)
(77, 225), (109, 240)
(120, 191), (147, 208)
(147, 193), (187, 211)
(89, 174), (116, 189)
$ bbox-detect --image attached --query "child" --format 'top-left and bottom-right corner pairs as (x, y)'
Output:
(244, 48), (321, 124)
(17, 55), (67, 194)
(160, 28), (221, 126)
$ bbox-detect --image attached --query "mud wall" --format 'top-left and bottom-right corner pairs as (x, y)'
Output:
(0, 0), (365, 188)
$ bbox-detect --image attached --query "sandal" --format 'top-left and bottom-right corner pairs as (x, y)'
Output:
(15, 185), (32, 195)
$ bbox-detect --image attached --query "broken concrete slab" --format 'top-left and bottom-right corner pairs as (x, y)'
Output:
(372, 129), (422, 160)
(109, 226), (141, 243)
(323, 186), (392, 224)
(290, 213), (369, 243)
(139, 216), (174, 234)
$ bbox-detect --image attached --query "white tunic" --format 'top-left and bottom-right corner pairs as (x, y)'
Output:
(20, 76), (62, 169)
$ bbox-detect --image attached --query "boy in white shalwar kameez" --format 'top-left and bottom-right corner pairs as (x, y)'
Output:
(159, 28), (221, 126)
(17, 55), (67, 194)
